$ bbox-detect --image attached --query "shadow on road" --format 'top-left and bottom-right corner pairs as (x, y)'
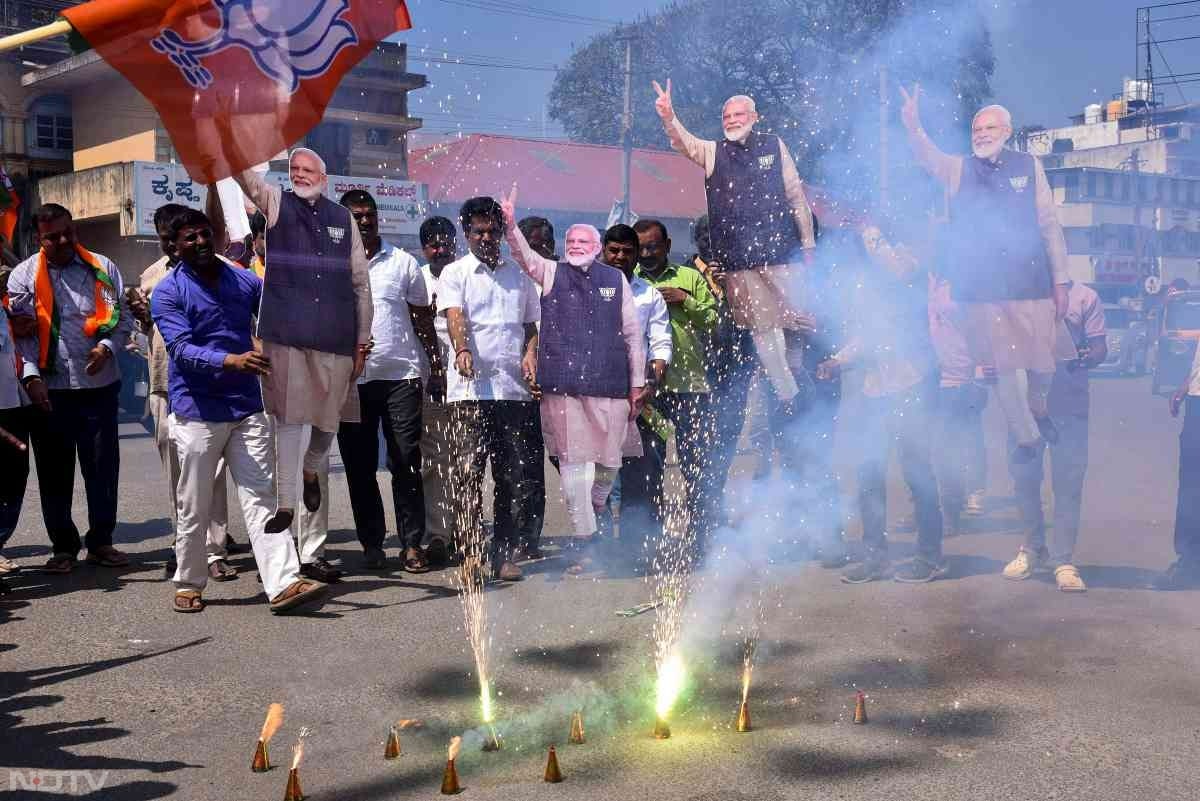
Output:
(766, 746), (921, 779)
(0, 638), (211, 799)
(513, 639), (621, 672)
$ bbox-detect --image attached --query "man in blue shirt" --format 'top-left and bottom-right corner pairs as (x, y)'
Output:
(151, 209), (325, 615)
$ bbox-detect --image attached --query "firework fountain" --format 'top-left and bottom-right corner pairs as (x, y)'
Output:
(737, 584), (768, 732)
(449, 405), (501, 751)
(283, 727), (311, 801)
(251, 702), (284, 772)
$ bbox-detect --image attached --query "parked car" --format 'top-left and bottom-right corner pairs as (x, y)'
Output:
(1094, 304), (1149, 376)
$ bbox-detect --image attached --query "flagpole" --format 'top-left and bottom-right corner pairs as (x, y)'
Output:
(0, 20), (72, 54)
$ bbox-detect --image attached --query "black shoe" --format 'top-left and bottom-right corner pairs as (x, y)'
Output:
(0, 576), (10, 596)
(1150, 559), (1200, 591)
(893, 557), (948, 583)
(519, 543), (544, 561)
(362, 547), (387, 570)
(424, 539), (449, 567)
(841, 555), (889, 584)
(300, 558), (342, 583)
(224, 536), (250, 555)
(1035, 416), (1059, 445)
(302, 475), (322, 513)
(265, 509), (294, 534)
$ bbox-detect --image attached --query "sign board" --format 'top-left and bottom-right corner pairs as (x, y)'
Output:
(133, 162), (427, 238)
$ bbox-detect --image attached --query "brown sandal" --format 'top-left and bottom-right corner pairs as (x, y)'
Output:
(269, 579), (327, 614)
(404, 548), (430, 574)
(173, 590), (204, 613)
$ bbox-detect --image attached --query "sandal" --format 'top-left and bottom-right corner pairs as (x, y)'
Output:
(42, 554), (76, 574)
(85, 546), (130, 567)
(404, 549), (430, 574)
(173, 590), (204, 613)
(269, 579), (327, 614)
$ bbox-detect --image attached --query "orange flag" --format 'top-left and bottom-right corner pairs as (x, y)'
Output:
(60, 1), (412, 183)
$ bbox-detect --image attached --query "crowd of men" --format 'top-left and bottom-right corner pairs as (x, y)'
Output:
(1, 84), (1199, 610)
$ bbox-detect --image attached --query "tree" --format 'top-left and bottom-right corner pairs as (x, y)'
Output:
(549, 0), (994, 202)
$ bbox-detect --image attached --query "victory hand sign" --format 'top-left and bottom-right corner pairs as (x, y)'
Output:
(652, 79), (674, 122)
(899, 83), (922, 133)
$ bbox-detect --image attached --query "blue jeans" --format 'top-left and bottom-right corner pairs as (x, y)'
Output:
(1174, 397), (1200, 563)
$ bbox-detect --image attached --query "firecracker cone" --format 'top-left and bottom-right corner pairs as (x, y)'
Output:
(384, 726), (402, 760)
(736, 700), (752, 732)
(543, 746), (563, 783)
(283, 768), (304, 801)
(440, 758), (462, 794)
(653, 717), (671, 739)
(853, 691), (868, 724)
(569, 711), (585, 745)
(251, 739), (270, 772)
(481, 730), (501, 751)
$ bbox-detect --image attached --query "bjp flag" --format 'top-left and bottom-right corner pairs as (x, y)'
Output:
(59, 1), (412, 182)
(0, 167), (18, 245)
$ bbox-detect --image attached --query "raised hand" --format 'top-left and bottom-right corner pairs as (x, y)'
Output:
(899, 83), (922, 132)
(652, 79), (674, 122)
(500, 184), (518, 231)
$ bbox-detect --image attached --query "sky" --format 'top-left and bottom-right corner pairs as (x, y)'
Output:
(397, 0), (1195, 145)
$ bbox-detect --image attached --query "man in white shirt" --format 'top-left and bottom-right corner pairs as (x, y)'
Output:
(601, 224), (671, 548)
(440, 197), (544, 582)
(336, 190), (440, 572)
(1157, 335), (1200, 590)
(417, 216), (458, 565)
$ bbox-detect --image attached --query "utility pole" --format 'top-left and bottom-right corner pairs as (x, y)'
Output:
(619, 30), (633, 224)
(879, 65), (889, 208)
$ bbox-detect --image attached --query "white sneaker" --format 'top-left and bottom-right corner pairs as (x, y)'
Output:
(1054, 564), (1087, 593)
(1002, 548), (1041, 580)
(964, 491), (985, 517)
(0, 555), (18, 574)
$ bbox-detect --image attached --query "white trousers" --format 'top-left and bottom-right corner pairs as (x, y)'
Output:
(150, 393), (228, 563)
(171, 413), (301, 599)
(559, 462), (619, 536)
(273, 420), (331, 564)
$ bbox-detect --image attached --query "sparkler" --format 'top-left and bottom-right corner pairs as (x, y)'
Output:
(737, 587), (766, 733)
(283, 727), (310, 801)
(449, 406), (501, 750)
(251, 702), (284, 772)
(568, 710), (585, 745)
(384, 719), (423, 760)
(650, 469), (697, 738)
(441, 737), (463, 795)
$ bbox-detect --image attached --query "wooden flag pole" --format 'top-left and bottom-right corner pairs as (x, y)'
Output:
(0, 19), (72, 54)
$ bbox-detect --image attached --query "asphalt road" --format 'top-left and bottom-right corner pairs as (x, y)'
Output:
(1, 374), (1196, 801)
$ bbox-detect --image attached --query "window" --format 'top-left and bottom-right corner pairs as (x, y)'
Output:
(1103, 174), (1114, 199)
(1086, 172), (1098, 198)
(1118, 176), (1131, 201)
(35, 114), (71, 151)
(26, 95), (72, 158)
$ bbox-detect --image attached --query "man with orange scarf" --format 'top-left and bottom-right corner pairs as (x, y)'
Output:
(7, 203), (134, 573)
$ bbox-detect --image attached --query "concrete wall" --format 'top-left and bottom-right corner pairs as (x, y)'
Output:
(75, 130), (156, 171)
(35, 162), (136, 232)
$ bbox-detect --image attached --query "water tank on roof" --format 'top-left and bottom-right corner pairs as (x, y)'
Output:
(1085, 104), (1103, 124)
(1124, 79), (1152, 103)
(1106, 99), (1126, 121)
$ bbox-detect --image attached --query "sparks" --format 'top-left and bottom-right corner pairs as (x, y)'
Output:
(655, 651), (687, 719)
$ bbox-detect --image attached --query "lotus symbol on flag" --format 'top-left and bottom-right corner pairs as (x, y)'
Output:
(150, 0), (360, 93)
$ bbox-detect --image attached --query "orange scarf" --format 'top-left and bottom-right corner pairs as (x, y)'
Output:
(34, 244), (119, 372)
(249, 255), (265, 279)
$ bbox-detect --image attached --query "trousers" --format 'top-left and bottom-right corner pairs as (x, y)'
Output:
(29, 383), (120, 556)
(171, 413), (301, 599)
(150, 393), (228, 563)
(1009, 413), (1088, 567)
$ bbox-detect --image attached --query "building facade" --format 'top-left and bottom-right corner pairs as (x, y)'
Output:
(18, 40), (425, 277)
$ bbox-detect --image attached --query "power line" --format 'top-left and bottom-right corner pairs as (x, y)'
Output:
(435, 0), (620, 27)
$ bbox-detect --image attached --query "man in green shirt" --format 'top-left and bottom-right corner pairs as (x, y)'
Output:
(634, 219), (720, 556)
